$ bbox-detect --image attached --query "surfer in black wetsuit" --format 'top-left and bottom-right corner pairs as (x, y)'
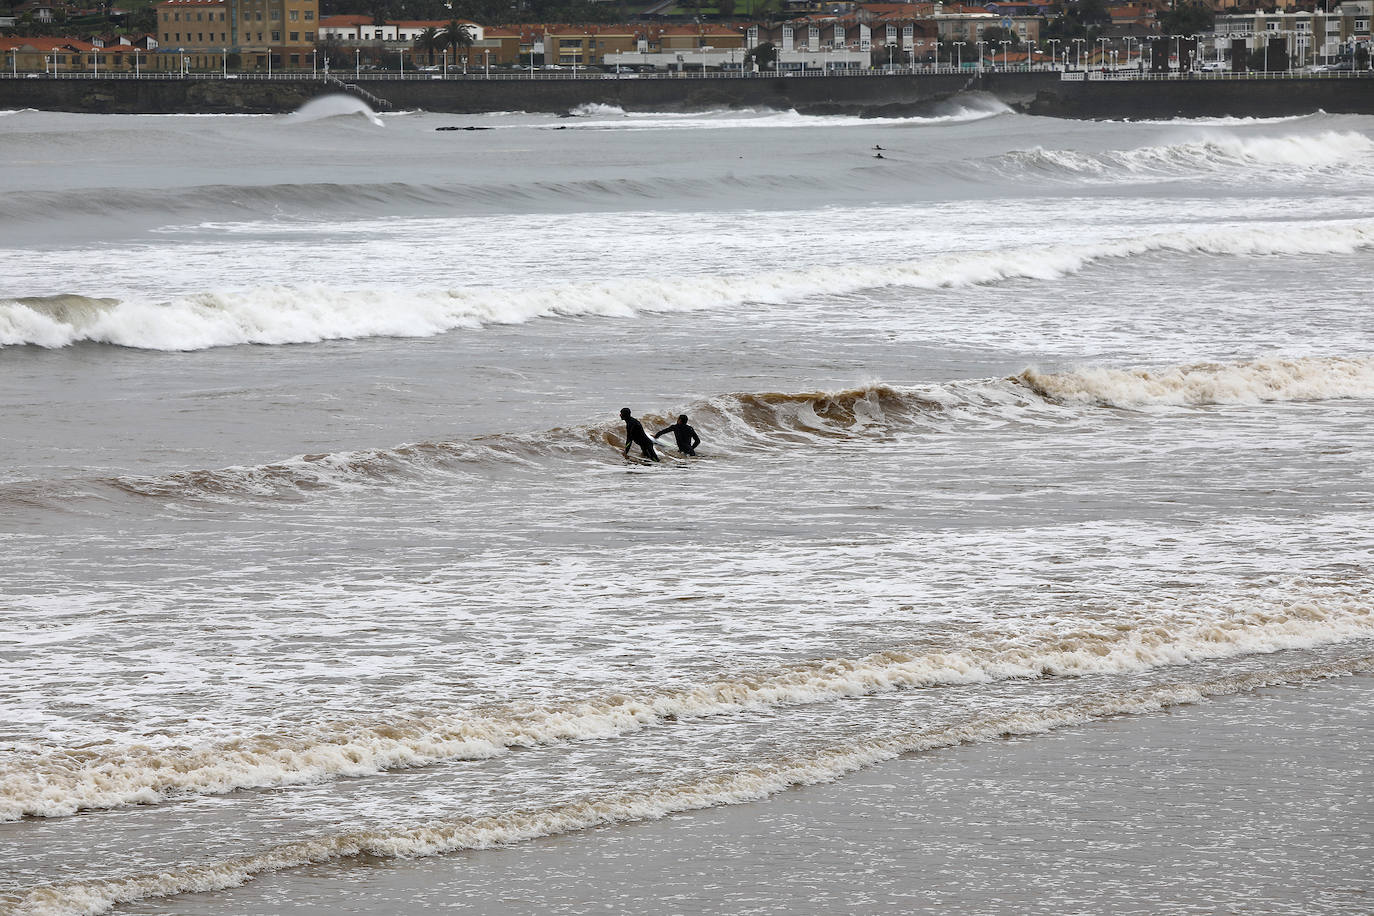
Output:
(620, 408), (659, 462)
(654, 414), (701, 456)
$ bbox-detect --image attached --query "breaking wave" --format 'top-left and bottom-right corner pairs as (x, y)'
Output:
(2, 588), (1370, 823)
(991, 130), (1374, 182)
(1018, 356), (1374, 407)
(283, 93), (384, 127)
(2, 356), (1367, 508)
(6, 656), (1371, 915)
(4, 221), (1372, 350)
(557, 101), (1011, 130)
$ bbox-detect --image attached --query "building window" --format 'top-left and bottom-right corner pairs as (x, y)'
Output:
(289, 31), (298, 40)
(1357, 19), (1370, 30)
(272, 30), (280, 40)
(305, 31), (313, 40)
(289, 9), (297, 19)
(304, 10), (313, 19)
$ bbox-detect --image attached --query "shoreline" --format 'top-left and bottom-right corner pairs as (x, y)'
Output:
(115, 673), (1374, 914)
(3, 71), (1374, 118)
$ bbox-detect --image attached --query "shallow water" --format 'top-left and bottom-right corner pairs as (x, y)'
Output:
(1, 98), (1372, 914)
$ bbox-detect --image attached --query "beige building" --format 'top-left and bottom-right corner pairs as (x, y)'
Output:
(158, 0), (320, 70)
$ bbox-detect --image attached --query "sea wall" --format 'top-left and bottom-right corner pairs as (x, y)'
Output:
(1, 71), (1372, 118)
(1022, 75), (1374, 119)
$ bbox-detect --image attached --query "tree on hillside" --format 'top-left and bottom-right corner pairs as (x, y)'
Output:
(1159, 1), (1213, 35)
(981, 25), (1020, 48)
(129, 6), (157, 34)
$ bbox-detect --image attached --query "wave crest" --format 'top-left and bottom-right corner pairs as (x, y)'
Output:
(1018, 356), (1374, 407)
(5, 221), (1373, 351)
(993, 130), (1374, 182)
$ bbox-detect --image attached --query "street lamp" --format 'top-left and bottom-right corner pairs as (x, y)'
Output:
(399, 48), (405, 76)
(1098, 36), (1108, 69)
(312, 48), (317, 77)
(999, 39), (1009, 70)
(484, 49), (490, 78)
(222, 47), (227, 77)
(1047, 37), (1060, 70)
(953, 40), (965, 70)
(442, 49), (447, 77)
(1072, 37), (1085, 70)
(976, 39), (987, 73)
(355, 47), (360, 79)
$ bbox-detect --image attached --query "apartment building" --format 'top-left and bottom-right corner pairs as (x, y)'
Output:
(1215, 0), (1371, 65)
(155, 0), (319, 70)
(0, 36), (147, 71)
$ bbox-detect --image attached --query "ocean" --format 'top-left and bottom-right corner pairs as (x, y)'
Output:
(1, 94), (1371, 915)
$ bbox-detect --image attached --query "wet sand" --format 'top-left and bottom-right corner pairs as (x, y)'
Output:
(138, 674), (1374, 915)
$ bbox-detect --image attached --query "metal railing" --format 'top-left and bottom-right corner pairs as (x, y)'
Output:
(2, 66), (1368, 82)
(0, 64), (1027, 81)
(1063, 68), (1372, 81)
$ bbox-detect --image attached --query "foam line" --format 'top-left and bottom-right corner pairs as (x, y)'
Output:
(8, 656), (1371, 916)
(3, 221), (1371, 350)
(2, 592), (1369, 822)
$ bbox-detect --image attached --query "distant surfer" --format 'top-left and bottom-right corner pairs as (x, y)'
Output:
(874, 152), (884, 159)
(654, 414), (701, 456)
(620, 408), (659, 462)
(873, 144), (884, 150)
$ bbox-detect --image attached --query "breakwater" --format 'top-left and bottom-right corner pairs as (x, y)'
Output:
(2, 70), (1372, 118)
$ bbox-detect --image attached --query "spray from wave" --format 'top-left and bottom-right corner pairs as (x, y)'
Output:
(283, 94), (384, 127)
(4, 220), (1372, 351)
(6, 656), (1370, 916)
(2, 587), (1368, 822)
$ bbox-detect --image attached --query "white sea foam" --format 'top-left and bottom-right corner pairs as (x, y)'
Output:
(2, 591), (1368, 822)
(1019, 356), (1374, 407)
(560, 101), (1009, 131)
(9, 657), (1370, 916)
(998, 130), (1374, 181)
(4, 219), (1371, 350)
(567, 102), (628, 117)
(283, 94), (384, 127)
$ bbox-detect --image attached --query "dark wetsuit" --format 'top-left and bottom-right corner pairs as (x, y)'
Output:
(624, 416), (659, 461)
(655, 421), (700, 456)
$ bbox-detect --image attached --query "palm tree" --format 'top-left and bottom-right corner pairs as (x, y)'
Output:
(416, 26), (442, 66)
(444, 20), (474, 69)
